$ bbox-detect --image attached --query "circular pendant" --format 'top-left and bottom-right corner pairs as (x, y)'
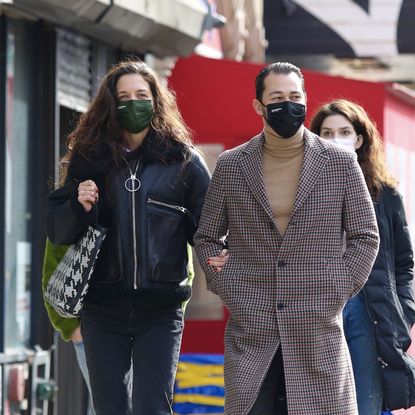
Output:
(125, 177), (141, 192)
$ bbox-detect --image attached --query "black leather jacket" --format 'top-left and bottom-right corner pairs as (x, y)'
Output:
(46, 131), (211, 302)
(362, 186), (415, 410)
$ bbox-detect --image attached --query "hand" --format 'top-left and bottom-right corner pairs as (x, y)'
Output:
(71, 326), (83, 344)
(207, 249), (229, 273)
(78, 180), (99, 212)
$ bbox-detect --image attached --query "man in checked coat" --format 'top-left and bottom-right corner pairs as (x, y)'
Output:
(194, 62), (380, 415)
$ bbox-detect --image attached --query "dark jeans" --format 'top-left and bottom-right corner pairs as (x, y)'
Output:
(343, 293), (382, 415)
(249, 347), (288, 415)
(81, 299), (184, 415)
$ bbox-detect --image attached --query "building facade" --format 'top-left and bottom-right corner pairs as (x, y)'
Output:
(0, 1), (224, 413)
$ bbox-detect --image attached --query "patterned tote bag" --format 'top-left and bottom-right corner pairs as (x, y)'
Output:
(44, 224), (107, 318)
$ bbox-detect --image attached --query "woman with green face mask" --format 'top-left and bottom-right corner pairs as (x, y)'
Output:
(45, 60), (211, 415)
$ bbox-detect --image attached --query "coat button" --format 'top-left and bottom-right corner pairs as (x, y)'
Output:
(269, 221), (275, 229)
(278, 260), (286, 268)
(277, 303), (284, 310)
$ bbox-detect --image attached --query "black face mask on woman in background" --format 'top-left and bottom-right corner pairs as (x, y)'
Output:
(263, 100), (306, 138)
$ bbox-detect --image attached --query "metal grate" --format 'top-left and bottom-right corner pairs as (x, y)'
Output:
(57, 28), (92, 112)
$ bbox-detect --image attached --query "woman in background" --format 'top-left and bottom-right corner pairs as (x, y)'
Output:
(310, 99), (415, 414)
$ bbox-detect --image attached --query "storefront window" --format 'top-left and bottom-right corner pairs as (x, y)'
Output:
(3, 19), (32, 351)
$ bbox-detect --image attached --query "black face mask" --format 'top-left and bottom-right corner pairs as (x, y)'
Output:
(263, 101), (306, 138)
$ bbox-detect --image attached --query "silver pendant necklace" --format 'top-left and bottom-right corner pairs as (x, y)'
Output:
(122, 156), (141, 192)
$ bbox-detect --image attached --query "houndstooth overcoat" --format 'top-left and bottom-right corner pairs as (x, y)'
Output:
(194, 129), (380, 415)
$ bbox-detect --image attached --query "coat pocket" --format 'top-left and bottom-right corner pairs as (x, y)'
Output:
(327, 255), (353, 302)
(213, 256), (243, 313)
(147, 198), (189, 282)
(92, 230), (122, 283)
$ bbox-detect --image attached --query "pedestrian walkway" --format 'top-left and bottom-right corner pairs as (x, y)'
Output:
(395, 409), (415, 415)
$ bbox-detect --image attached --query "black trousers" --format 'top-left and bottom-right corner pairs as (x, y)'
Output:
(81, 298), (183, 415)
(249, 347), (288, 415)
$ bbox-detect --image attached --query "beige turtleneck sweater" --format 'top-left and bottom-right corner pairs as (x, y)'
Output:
(262, 126), (305, 237)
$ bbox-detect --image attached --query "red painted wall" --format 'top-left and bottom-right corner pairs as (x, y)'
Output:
(169, 55), (386, 148)
(304, 69), (385, 136)
(169, 55), (263, 149)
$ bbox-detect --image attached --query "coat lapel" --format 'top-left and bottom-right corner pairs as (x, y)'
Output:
(291, 130), (329, 217)
(238, 134), (274, 221)
(238, 130), (328, 224)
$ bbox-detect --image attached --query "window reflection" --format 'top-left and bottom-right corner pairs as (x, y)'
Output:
(4, 20), (32, 351)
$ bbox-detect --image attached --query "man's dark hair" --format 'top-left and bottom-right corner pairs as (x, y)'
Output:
(255, 62), (305, 101)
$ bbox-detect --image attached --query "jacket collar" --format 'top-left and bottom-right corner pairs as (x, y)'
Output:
(68, 129), (189, 181)
(123, 128), (189, 163)
(238, 128), (328, 222)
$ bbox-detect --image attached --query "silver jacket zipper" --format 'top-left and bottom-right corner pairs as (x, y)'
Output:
(148, 198), (197, 230)
(147, 198), (189, 215)
(122, 155), (140, 290)
(132, 190), (138, 289)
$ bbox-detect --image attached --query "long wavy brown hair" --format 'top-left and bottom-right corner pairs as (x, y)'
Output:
(310, 99), (397, 200)
(60, 59), (193, 181)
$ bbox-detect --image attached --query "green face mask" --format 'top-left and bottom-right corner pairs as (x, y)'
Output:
(116, 99), (154, 134)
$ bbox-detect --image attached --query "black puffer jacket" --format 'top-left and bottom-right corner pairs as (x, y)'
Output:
(46, 130), (211, 303)
(362, 185), (415, 411)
